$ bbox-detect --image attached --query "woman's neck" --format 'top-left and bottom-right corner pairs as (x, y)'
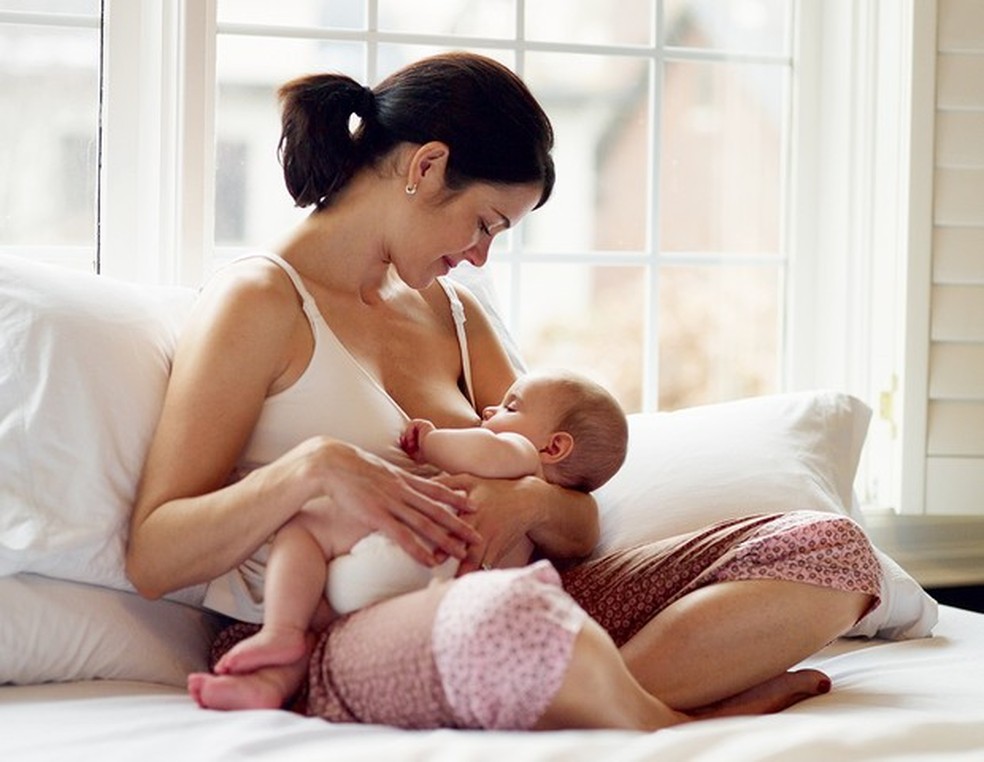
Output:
(275, 173), (398, 303)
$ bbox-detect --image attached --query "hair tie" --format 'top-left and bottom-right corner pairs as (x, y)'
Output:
(354, 85), (375, 118)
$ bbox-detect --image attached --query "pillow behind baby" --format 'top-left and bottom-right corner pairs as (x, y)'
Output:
(592, 391), (871, 553)
(0, 255), (196, 593)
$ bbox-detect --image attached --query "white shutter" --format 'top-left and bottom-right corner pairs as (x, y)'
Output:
(923, 0), (984, 516)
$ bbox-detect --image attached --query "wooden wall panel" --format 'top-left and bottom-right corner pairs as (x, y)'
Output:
(933, 228), (984, 284)
(927, 400), (984, 455)
(926, 457), (984, 515)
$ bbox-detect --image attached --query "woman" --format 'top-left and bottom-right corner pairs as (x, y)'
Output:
(128, 52), (880, 731)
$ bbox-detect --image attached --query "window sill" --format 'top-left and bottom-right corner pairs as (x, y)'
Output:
(864, 512), (984, 588)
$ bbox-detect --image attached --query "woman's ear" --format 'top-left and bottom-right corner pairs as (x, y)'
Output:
(406, 141), (450, 193)
(540, 431), (574, 464)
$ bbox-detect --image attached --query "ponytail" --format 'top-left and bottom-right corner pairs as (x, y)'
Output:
(277, 74), (380, 209)
(277, 53), (554, 211)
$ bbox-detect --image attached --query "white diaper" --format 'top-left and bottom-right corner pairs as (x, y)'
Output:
(327, 532), (459, 615)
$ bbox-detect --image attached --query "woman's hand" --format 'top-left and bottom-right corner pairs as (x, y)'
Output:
(435, 474), (600, 574)
(289, 436), (481, 567)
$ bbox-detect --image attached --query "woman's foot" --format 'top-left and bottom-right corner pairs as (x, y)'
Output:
(213, 625), (307, 674)
(689, 669), (832, 720)
(188, 670), (287, 710)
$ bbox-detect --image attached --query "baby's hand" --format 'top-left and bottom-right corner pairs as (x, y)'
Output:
(400, 419), (436, 463)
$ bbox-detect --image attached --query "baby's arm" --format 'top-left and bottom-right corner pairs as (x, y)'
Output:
(401, 419), (542, 480)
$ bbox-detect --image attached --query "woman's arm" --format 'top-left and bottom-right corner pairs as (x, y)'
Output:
(452, 285), (601, 569)
(128, 262), (476, 599)
(438, 473), (600, 572)
(127, 263), (304, 596)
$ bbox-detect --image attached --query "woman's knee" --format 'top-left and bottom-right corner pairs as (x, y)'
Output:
(432, 562), (588, 729)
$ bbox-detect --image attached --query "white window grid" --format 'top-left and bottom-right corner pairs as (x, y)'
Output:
(0, 5), (101, 271)
(2, 2), (795, 414)
(3, 1), (942, 514)
(212, 1), (796, 413)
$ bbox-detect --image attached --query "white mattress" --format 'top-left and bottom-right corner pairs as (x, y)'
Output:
(3, 604), (983, 762)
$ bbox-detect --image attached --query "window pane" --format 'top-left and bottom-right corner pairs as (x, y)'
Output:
(517, 264), (646, 413)
(0, 23), (99, 247)
(526, 0), (654, 46)
(524, 52), (651, 253)
(659, 60), (783, 254)
(663, 0), (790, 55)
(657, 265), (780, 409)
(0, 1), (98, 12)
(214, 35), (365, 251)
(218, 0), (365, 31)
(378, 0), (515, 39)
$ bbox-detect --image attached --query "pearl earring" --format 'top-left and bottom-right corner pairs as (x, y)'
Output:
(405, 183), (418, 196)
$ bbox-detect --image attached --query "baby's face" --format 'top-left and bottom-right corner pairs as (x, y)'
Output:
(480, 375), (562, 449)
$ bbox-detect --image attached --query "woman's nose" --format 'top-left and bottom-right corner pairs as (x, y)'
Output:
(466, 239), (491, 267)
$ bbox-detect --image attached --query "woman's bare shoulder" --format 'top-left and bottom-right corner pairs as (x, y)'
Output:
(197, 257), (303, 317)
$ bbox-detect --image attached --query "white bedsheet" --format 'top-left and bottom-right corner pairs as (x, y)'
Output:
(4, 605), (983, 762)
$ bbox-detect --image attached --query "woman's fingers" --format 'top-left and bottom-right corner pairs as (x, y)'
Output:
(306, 438), (483, 566)
(387, 479), (482, 556)
(403, 470), (477, 514)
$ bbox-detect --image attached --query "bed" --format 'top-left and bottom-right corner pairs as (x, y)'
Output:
(2, 254), (980, 761)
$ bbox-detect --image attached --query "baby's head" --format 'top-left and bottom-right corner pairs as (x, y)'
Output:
(481, 369), (628, 492)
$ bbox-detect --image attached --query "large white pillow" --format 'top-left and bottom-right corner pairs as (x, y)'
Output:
(592, 391), (937, 639)
(593, 391), (869, 552)
(0, 574), (221, 686)
(0, 255), (196, 593)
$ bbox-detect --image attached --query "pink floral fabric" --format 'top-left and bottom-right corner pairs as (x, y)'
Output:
(431, 560), (587, 729)
(560, 511), (881, 647)
(208, 510), (881, 729)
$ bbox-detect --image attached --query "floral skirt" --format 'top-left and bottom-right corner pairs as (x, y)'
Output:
(208, 510), (881, 729)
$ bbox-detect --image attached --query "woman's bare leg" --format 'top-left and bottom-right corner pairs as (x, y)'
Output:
(534, 619), (685, 731)
(534, 617), (832, 732)
(620, 579), (873, 710)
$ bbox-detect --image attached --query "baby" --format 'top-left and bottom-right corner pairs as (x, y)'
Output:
(328, 368), (629, 613)
(194, 369), (627, 708)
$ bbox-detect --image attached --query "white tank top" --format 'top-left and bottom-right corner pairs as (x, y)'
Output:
(201, 253), (476, 621)
(238, 252), (475, 471)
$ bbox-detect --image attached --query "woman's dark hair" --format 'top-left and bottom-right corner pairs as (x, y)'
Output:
(277, 52), (555, 210)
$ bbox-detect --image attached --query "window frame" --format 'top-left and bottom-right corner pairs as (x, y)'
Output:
(93, 0), (936, 514)
(0, 4), (101, 270)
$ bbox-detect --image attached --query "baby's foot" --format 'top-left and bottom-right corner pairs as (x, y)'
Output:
(213, 625), (307, 675)
(187, 671), (284, 711)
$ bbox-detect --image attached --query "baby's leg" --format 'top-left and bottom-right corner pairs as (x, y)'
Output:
(215, 519), (327, 674)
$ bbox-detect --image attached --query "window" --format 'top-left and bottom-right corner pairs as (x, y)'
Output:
(10, 0), (933, 513)
(208, 0), (793, 415)
(0, 0), (101, 270)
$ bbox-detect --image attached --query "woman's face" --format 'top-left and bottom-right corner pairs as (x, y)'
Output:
(393, 180), (542, 289)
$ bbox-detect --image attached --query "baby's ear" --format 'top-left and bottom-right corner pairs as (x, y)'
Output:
(540, 431), (574, 464)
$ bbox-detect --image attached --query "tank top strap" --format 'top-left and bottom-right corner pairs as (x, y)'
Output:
(235, 252), (322, 336)
(437, 276), (476, 409)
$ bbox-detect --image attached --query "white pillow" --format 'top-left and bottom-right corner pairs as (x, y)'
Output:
(0, 255), (196, 593)
(593, 390), (869, 553)
(0, 574), (220, 687)
(592, 391), (937, 639)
